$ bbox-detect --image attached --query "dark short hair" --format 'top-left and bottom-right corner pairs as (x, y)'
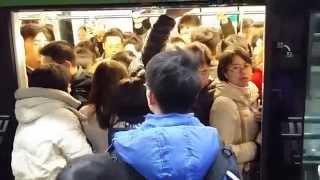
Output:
(191, 26), (222, 56)
(217, 47), (252, 82)
(29, 64), (70, 92)
(40, 41), (75, 64)
(102, 28), (124, 44)
(185, 41), (212, 66)
(177, 15), (201, 33)
(146, 50), (201, 113)
(114, 77), (149, 123)
(111, 50), (135, 68)
(20, 23), (42, 40)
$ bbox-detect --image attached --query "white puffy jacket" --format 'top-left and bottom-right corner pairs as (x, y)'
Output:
(11, 87), (92, 180)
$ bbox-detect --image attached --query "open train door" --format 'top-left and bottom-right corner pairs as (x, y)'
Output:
(6, 0), (320, 180)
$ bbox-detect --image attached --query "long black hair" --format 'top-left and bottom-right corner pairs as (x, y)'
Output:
(88, 61), (128, 129)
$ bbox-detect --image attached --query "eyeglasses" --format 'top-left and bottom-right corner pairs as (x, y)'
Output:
(228, 63), (252, 73)
(199, 67), (216, 74)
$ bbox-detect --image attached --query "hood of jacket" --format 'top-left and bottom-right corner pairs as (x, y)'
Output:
(113, 113), (220, 180)
(214, 80), (259, 107)
(15, 87), (83, 124)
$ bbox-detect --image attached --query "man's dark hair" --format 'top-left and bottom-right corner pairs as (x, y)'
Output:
(177, 15), (201, 33)
(40, 41), (75, 64)
(20, 23), (42, 40)
(103, 28), (124, 44)
(146, 50), (201, 113)
(29, 64), (71, 92)
(114, 77), (149, 123)
(217, 46), (252, 82)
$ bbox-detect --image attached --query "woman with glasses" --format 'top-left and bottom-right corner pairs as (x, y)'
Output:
(209, 46), (261, 179)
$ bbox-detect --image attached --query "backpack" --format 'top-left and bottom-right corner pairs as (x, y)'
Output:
(205, 142), (241, 180)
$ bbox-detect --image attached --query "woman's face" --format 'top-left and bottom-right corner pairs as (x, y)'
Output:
(224, 55), (253, 87)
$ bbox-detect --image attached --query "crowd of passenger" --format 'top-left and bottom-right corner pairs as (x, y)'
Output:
(12, 9), (264, 180)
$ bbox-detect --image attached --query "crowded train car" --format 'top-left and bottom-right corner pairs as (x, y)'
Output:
(0, 0), (320, 180)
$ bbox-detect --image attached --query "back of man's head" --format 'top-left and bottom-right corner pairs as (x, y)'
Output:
(29, 64), (71, 92)
(145, 50), (201, 113)
(40, 41), (75, 65)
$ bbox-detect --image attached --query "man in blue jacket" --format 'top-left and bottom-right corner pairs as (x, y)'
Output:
(113, 50), (221, 180)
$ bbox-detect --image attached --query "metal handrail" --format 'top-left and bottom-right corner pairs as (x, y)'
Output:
(16, 9), (265, 20)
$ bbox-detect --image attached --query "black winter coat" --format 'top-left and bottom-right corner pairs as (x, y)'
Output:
(70, 69), (92, 103)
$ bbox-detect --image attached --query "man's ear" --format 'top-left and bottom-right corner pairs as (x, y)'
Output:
(148, 90), (157, 106)
(146, 88), (160, 113)
(62, 60), (77, 76)
(146, 88), (154, 107)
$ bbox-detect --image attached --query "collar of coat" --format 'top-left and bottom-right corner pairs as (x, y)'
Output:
(15, 87), (81, 109)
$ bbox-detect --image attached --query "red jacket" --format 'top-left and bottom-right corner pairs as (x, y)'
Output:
(251, 68), (263, 96)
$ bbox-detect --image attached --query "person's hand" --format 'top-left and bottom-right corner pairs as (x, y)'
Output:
(132, 9), (149, 28)
(217, 11), (228, 24)
(166, 8), (192, 19)
(254, 110), (262, 122)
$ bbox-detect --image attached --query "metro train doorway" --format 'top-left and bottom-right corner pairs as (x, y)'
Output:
(3, 0), (314, 179)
